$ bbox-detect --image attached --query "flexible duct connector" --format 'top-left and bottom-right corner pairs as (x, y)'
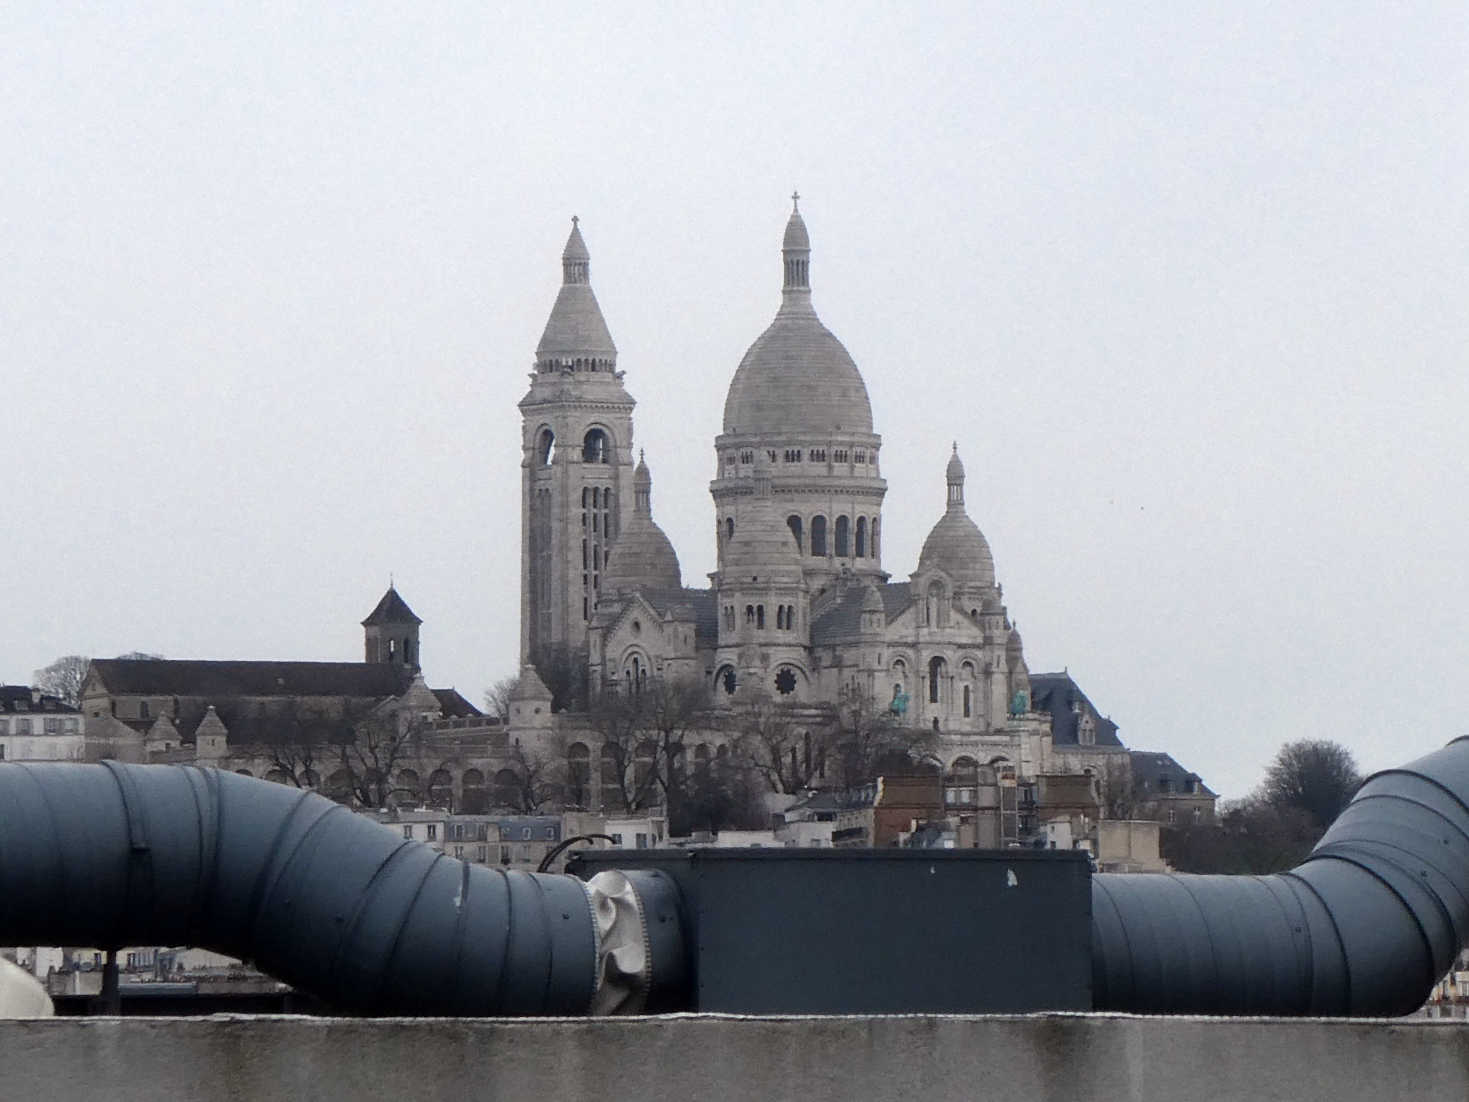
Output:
(1093, 737), (1469, 1016)
(0, 762), (614, 1015)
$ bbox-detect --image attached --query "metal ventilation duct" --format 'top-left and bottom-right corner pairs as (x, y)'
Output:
(1093, 737), (1469, 1015)
(4, 737), (1469, 1017)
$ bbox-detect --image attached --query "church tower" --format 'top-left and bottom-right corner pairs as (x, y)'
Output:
(362, 585), (422, 669)
(520, 219), (636, 664)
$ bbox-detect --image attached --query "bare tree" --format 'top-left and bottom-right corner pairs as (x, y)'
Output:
(730, 697), (823, 795)
(1097, 755), (1145, 820)
(825, 687), (934, 792)
(336, 706), (427, 810)
(33, 655), (91, 707)
(502, 736), (566, 813)
(528, 644), (589, 713)
(482, 675), (520, 723)
(587, 687), (662, 812)
(1260, 739), (1361, 833)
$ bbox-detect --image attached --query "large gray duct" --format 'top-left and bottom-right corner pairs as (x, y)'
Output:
(0, 761), (666, 1015)
(1093, 737), (1469, 1016)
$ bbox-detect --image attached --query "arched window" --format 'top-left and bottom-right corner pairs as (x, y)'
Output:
(787, 514), (803, 552)
(756, 605), (765, 629)
(776, 606), (786, 630)
(726, 516), (735, 541)
(427, 769), (453, 809)
(928, 655), (946, 705)
(582, 428), (610, 463)
(810, 515), (827, 556)
(492, 768), (520, 811)
(536, 428), (555, 466)
(461, 768), (487, 813)
(855, 517), (867, 558)
(745, 605), (755, 625)
(944, 757), (980, 807)
(835, 516), (850, 557)
(963, 684), (972, 718)
(717, 666), (737, 696)
(872, 517), (880, 559)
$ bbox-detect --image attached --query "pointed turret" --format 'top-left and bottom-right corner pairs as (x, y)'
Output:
(536, 217), (618, 367)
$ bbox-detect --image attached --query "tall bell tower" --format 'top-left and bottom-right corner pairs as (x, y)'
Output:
(519, 218), (636, 664)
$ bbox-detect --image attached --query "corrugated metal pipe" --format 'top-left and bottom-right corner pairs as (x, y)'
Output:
(0, 762), (684, 1015)
(1093, 736), (1469, 1015)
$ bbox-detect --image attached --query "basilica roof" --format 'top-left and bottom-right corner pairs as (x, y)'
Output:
(917, 446), (995, 590)
(536, 219), (617, 360)
(603, 457), (682, 593)
(810, 582), (912, 644)
(721, 206), (873, 437)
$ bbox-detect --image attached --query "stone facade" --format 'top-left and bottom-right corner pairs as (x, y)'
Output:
(518, 202), (1055, 789)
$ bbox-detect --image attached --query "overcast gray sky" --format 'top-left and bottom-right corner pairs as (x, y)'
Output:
(6, 3), (1466, 800)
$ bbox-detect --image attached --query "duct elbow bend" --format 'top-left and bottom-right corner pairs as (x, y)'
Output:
(1093, 737), (1469, 1017)
(0, 763), (692, 1016)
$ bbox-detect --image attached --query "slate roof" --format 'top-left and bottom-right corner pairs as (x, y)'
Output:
(0, 686), (78, 714)
(88, 659), (413, 700)
(1130, 750), (1216, 799)
(432, 688), (482, 719)
(1028, 671), (1124, 748)
(810, 582), (912, 645)
(635, 587), (719, 649)
(361, 587), (422, 626)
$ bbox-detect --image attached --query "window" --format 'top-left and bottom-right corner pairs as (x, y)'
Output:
(0, 745), (5, 760)
(809, 448), (826, 463)
(139, 701), (150, 720)
(476, 846), (488, 862)
(787, 514), (803, 552)
(44, 718), (59, 734)
(963, 685), (972, 718)
(855, 448), (866, 463)
(756, 605), (765, 629)
(929, 656), (946, 705)
(454, 845), (465, 858)
(855, 517), (867, 558)
(583, 428), (610, 463)
(522, 827), (532, 840)
(774, 667), (797, 695)
(739, 450), (753, 465)
(402, 825), (413, 840)
(784, 448), (802, 463)
(834, 448), (849, 464)
(835, 516), (850, 557)
(610, 833), (624, 846)
(426, 824), (437, 841)
(635, 833), (649, 849)
(537, 428), (555, 465)
(810, 515), (827, 556)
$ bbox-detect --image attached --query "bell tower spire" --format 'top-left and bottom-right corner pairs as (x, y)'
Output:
(519, 218), (637, 666)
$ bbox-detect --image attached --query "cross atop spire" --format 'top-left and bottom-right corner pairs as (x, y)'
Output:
(572, 214), (579, 227)
(791, 189), (800, 212)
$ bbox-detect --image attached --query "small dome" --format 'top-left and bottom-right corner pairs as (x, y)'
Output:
(918, 512), (996, 590)
(602, 516), (682, 594)
(603, 452), (681, 593)
(562, 219), (590, 261)
(1007, 624), (1024, 652)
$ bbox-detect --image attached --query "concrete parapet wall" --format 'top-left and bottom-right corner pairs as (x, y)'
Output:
(2, 1013), (1466, 1101)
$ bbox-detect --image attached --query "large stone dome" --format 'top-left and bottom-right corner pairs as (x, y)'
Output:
(721, 206), (873, 437)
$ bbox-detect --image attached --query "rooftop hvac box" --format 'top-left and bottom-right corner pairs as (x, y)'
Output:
(568, 848), (1092, 1014)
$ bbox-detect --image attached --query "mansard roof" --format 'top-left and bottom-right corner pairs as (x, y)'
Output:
(1028, 671), (1124, 748)
(1130, 750), (1216, 799)
(0, 686), (77, 714)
